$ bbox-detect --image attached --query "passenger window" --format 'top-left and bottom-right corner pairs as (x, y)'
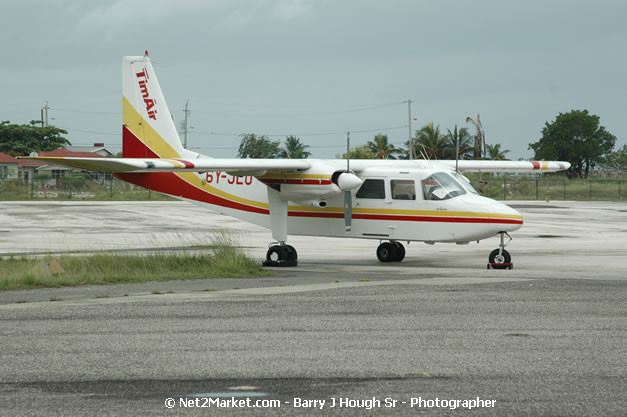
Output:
(356, 179), (386, 199)
(391, 179), (416, 200)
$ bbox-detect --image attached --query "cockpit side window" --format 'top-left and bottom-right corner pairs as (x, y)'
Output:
(356, 179), (386, 199)
(391, 179), (416, 200)
(453, 171), (479, 195)
(422, 172), (467, 201)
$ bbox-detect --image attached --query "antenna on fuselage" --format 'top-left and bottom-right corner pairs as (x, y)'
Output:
(418, 144), (429, 161)
(455, 124), (460, 173)
(346, 131), (350, 172)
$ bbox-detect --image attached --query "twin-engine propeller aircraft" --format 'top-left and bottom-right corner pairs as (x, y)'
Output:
(23, 52), (570, 269)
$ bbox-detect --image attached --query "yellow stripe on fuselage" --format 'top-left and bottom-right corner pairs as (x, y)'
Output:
(287, 205), (523, 220)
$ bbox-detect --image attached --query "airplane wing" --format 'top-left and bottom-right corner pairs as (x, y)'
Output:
(438, 160), (571, 173)
(18, 157), (310, 174)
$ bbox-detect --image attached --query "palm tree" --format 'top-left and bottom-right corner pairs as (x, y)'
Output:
(366, 133), (398, 159)
(486, 143), (510, 160)
(279, 136), (311, 159)
(466, 113), (486, 159)
(414, 123), (448, 159)
(444, 125), (473, 159)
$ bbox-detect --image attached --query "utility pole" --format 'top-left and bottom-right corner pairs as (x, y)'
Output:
(182, 101), (190, 148)
(407, 99), (414, 159)
(43, 101), (50, 127)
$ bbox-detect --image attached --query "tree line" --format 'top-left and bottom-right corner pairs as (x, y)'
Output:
(238, 110), (625, 179)
(237, 122), (510, 161)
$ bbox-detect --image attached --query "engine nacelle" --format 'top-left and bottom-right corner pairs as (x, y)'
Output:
(258, 169), (363, 203)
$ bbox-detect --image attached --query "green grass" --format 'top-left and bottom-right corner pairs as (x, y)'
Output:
(0, 246), (270, 291)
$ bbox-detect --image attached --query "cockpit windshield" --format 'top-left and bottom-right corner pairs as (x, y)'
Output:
(452, 171), (479, 195)
(422, 172), (467, 201)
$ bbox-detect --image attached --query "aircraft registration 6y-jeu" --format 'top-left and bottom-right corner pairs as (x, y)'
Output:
(23, 52), (570, 269)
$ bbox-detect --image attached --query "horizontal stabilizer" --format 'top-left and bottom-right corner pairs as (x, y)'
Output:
(18, 156), (310, 174)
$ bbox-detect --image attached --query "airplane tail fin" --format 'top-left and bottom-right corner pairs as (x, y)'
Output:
(122, 52), (185, 158)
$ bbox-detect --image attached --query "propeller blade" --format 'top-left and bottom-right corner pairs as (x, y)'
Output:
(344, 190), (352, 232)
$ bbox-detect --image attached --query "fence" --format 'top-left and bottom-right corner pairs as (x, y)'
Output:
(470, 176), (625, 201)
(0, 173), (625, 201)
(0, 173), (173, 201)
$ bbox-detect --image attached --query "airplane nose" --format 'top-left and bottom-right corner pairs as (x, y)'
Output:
(497, 202), (523, 231)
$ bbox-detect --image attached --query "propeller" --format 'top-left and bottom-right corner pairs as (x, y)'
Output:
(339, 172), (362, 231)
(344, 131), (352, 232)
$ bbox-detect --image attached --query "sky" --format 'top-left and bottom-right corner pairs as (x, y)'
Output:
(1, 0), (626, 159)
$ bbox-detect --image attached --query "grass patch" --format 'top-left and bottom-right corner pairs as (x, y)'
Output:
(0, 236), (270, 291)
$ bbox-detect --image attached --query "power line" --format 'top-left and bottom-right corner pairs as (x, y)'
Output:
(189, 102), (405, 118)
(58, 126), (120, 136)
(191, 125), (408, 138)
(52, 108), (118, 115)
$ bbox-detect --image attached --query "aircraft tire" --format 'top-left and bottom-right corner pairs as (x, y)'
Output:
(285, 245), (298, 261)
(391, 242), (405, 262)
(488, 248), (511, 269)
(376, 242), (395, 263)
(267, 245), (288, 262)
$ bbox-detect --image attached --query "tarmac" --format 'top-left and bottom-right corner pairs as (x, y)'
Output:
(0, 200), (625, 416)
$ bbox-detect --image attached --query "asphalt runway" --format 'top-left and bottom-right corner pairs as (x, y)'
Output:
(0, 201), (626, 416)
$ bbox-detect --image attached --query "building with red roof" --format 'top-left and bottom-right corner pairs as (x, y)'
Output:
(29, 146), (111, 185)
(0, 152), (44, 184)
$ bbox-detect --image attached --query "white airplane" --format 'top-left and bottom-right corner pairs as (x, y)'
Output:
(24, 52), (570, 269)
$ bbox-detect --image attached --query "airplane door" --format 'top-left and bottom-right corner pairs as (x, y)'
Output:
(354, 176), (420, 239)
(354, 177), (389, 238)
(386, 178), (420, 239)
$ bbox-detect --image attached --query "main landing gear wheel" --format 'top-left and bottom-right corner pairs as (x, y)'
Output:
(392, 241), (405, 262)
(263, 244), (298, 267)
(376, 241), (405, 263)
(285, 245), (297, 261)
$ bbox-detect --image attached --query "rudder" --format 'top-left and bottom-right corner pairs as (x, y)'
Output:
(122, 52), (184, 158)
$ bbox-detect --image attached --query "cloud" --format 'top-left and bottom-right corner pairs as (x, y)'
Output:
(76, 0), (314, 39)
(75, 0), (228, 39)
(271, 0), (315, 19)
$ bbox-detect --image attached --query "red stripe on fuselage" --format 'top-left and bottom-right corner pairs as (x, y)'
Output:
(288, 211), (523, 224)
(114, 171), (522, 225)
(114, 172), (269, 215)
(531, 161), (541, 169)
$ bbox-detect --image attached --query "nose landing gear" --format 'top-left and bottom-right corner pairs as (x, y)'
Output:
(488, 232), (513, 270)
